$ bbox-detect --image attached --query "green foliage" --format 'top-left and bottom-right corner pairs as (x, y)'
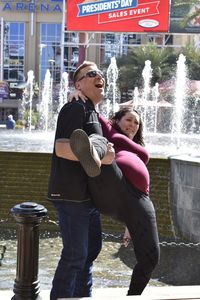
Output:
(17, 110), (39, 128)
(115, 42), (200, 94)
(174, 0), (200, 27)
(180, 44), (200, 80)
(15, 120), (24, 129)
(117, 44), (177, 89)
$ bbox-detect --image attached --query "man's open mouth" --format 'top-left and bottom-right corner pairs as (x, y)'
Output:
(95, 83), (104, 88)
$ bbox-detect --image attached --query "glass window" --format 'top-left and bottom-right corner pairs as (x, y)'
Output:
(3, 22), (25, 82)
(40, 23), (61, 83)
(63, 32), (79, 83)
(100, 33), (142, 64)
(165, 35), (173, 45)
(100, 34), (122, 64)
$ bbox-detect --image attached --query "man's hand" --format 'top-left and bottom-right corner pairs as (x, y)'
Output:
(101, 143), (115, 165)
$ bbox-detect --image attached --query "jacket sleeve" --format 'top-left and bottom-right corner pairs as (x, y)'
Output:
(56, 101), (85, 139)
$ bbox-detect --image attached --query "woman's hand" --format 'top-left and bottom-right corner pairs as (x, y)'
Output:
(68, 90), (87, 102)
(123, 227), (131, 247)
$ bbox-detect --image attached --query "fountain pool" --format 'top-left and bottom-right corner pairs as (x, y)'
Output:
(0, 129), (199, 158)
(0, 129), (55, 153)
(1, 230), (200, 291)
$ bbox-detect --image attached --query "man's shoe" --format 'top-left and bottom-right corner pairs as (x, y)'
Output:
(70, 129), (101, 177)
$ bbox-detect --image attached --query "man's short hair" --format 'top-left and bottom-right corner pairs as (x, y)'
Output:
(73, 61), (97, 84)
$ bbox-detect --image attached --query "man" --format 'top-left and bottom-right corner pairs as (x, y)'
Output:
(48, 61), (114, 299)
(6, 114), (16, 129)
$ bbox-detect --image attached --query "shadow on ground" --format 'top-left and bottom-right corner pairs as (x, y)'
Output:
(116, 242), (200, 285)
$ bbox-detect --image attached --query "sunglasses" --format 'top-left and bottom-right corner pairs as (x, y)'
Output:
(77, 70), (104, 82)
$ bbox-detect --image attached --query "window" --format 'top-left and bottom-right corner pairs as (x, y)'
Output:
(40, 23), (61, 83)
(63, 32), (79, 82)
(3, 22), (25, 82)
(165, 35), (173, 45)
(100, 34), (122, 64)
(100, 33), (142, 63)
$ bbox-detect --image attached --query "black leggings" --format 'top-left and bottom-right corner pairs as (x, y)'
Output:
(88, 161), (160, 295)
(124, 179), (160, 295)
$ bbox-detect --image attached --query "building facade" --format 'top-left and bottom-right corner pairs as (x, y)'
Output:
(0, 0), (195, 124)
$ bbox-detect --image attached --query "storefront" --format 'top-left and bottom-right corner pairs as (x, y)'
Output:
(0, 0), (79, 123)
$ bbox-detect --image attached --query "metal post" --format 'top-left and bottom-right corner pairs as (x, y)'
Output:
(60, 0), (66, 76)
(0, 17), (4, 81)
(11, 202), (47, 300)
(78, 32), (88, 65)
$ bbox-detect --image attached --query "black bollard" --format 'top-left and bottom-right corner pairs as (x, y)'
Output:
(11, 202), (47, 300)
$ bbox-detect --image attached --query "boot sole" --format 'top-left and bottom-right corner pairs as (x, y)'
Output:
(70, 129), (101, 177)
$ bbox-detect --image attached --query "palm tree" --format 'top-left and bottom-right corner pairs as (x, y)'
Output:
(173, 0), (200, 26)
(181, 44), (200, 80)
(117, 44), (176, 90)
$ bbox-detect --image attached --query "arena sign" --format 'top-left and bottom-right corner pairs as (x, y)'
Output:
(0, 0), (62, 13)
(67, 0), (170, 32)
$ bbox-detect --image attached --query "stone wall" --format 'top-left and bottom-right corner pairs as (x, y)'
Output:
(0, 151), (175, 239)
(170, 155), (200, 242)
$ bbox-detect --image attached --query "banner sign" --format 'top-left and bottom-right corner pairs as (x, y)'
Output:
(67, 0), (170, 32)
(170, 0), (200, 33)
(0, 81), (9, 100)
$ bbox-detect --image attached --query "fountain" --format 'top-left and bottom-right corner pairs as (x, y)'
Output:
(104, 57), (120, 116)
(123, 54), (200, 243)
(172, 54), (187, 139)
(117, 54), (199, 157)
(104, 55), (200, 243)
(0, 54), (199, 157)
(0, 55), (199, 156)
(143, 53), (199, 157)
(38, 69), (53, 132)
(27, 70), (35, 132)
(141, 59), (152, 134)
(133, 87), (139, 107)
(0, 68), (70, 152)
(1, 55), (198, 155)
(152, 82), (160, 133)
(20, 70), (35, 131)
(58, 71), (69, 113)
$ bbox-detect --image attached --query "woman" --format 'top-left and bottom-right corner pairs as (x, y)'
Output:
(99, 108), (150, 244)
(69, 105), (160, 296)
(99, 109), (149, 195)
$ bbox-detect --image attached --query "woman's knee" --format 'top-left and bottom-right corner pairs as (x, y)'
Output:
(150, 244), (160, 269)
(134, 242), (160, 273)
(145, 243), (160, 273)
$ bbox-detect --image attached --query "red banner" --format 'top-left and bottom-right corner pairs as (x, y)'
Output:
(67, 0), (170, 32)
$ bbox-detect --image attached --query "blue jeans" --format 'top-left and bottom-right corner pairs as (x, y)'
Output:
(50, 200), (102, 300)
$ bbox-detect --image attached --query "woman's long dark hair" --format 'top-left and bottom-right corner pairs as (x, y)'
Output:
(110, 107), (145, 146)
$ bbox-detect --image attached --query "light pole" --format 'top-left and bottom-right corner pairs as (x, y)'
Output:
(38, 44), (46, 105)
(0, 17), (4, 81)
(38, 44), (46, 87)
(60, 0), (65, 76)
(27, 70), (34, 132)
(48, 59), (55, 80)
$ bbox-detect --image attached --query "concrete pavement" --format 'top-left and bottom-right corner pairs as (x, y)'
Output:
(1, 286), (200, 300)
